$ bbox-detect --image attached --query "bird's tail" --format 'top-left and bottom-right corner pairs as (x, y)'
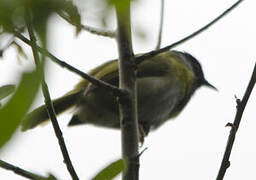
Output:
(21, 91), (81, 131)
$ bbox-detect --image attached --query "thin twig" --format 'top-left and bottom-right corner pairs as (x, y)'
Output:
(14, 31), (124, 97)
(216, 63), (256, 180)
(136, 0), (243, 65)
(0, 37), (15, 57)
(0, 159), (47, 180)
(58, 11), (116, 38)
(41, 81), (80, 180)
(155, 0), (165, 50)
(138, 147), (148, 158)
(26, 12), (79, 180)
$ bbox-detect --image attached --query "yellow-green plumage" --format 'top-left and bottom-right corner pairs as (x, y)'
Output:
(22, 51), (215, 134)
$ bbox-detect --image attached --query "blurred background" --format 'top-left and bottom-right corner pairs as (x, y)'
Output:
(0, 0), (256, 179)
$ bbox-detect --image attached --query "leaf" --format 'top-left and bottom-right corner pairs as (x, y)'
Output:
(12, 41), (28, 60)
(0, 0), (80, 32)
(107, 0), (128, 12)
(0, 84), (15, 101)
(92, 159), (125, 180)
(0, 68), (42, 148)
(61, 1), (81, 35)
(107, 0), (137, 11)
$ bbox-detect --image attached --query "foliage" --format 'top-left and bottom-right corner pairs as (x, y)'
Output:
(0, 85), (15, 102)
(92, 159), (125, 180)
(0, 66), (42, 148)
(0, 0), (81, 33)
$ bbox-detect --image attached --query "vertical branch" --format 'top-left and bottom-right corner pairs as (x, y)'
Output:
(216, 63), (256, 180)
(155, 0), (165, 50)
(114, 1), (139, 180)
(26, 11), (79, 180)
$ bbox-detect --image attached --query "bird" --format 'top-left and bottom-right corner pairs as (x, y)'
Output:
(21, 50), (216, 141)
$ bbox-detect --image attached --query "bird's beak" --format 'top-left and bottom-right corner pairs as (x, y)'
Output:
(203, 80), (218, 91)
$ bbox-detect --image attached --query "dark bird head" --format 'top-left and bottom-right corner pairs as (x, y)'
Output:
(176, 51), (217, 91)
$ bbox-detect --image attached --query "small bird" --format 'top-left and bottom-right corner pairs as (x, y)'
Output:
(21, 50), (216, 140)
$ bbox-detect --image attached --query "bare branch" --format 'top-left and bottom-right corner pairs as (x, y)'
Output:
(0, 159), (48, 180)
(58, 11), (116, 38)
(26, 12), (79, 180)
(155, 0), (165, 50)
(41, 81), (80, 180)
(136, 0), (243, 65)
(14, 31), (124, 97)
(216, 63), (256, 180)
(115, 0), (139, 179)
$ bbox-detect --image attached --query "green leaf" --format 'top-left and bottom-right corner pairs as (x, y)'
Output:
(108, 0), (129, 11)
(0, 68), (42, 148)
(108, 0), (137, 10)
(61, 1), (81, 35)
(0, 0), (81, 33)
(92, 159), (125, 180)
(0, 84), (15, 101)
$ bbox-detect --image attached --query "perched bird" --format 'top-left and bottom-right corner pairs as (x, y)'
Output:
(21, 50), (216, 139)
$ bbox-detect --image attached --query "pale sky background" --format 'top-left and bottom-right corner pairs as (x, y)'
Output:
(0, 0), (256, 179)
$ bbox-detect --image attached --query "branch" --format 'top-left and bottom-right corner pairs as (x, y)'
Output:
(155, 0), (165, 50)
(26, 13), (79, 180)
(0, 159), (48, 180)
(41, 81), (80, 180)
(57, 11), (116, 38)
(0, 37), (15, 57)
(14, 31), (124, 97)
(216, 63), (256, 180)
(115, 1), (139, 180)
(135, 0), (243, 65)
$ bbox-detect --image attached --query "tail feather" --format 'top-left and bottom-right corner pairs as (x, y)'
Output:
(21, 91), (81, 131)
